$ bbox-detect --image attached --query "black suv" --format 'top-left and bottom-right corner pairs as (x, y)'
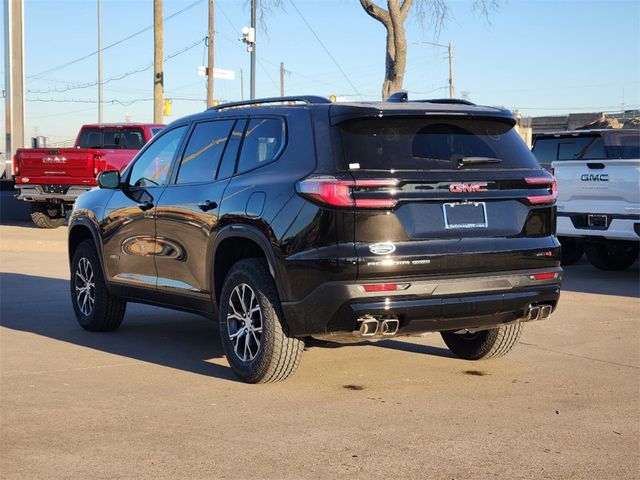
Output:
(68, 95), (562, 383)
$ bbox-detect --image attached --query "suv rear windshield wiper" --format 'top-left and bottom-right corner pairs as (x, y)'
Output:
(457, 156), (502, 168)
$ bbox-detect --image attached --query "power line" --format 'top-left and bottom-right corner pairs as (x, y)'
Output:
(26, 38), (206, 95)
(28, 0), (206, 80)
(26, 96), (207, 106)
(286, 0), (363, 100)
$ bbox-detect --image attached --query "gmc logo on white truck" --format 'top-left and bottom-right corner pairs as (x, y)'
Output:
(580, 173), (609, 182)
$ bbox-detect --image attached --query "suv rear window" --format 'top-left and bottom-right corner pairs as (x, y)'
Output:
(339, 118), (538, 171)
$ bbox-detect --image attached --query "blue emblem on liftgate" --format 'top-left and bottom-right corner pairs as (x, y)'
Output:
(369, 242), (396, 255)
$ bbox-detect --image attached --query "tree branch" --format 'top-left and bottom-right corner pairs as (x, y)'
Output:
(359, 0), (391, 27)
(400, 0), (414, 20)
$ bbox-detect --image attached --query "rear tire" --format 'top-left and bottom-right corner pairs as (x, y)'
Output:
(584, 241), (639, 271)
(70, 240), (126, 331)
(559, 237), (584, 266)
(30, 203), (65, 229)
(441, 323), (522, 360)
(219, 258), (304, 383)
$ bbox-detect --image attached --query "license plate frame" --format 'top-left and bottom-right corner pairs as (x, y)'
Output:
(443, 201), (488, 229)
(587, 214), (608, 228)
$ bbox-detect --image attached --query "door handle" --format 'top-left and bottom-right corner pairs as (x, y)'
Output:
(137, 201), (154, 211)
(197, 200), (218, 212)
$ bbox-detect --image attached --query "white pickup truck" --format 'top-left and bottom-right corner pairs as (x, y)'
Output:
(532, 128), (640, 270)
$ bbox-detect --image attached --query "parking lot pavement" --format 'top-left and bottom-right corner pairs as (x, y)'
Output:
(1, 223), (638, 480)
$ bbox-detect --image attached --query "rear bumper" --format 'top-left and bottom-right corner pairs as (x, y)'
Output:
(281, 268), (562, 337)
(557, 213), (640, 241)
(15, 184), (93, 203)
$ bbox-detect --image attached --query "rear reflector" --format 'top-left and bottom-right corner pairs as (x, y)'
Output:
(296, 176), (397, 209)
(362, 283), (410, 292)
(525, 176), (557, 205)
(529, 272), (558, 281)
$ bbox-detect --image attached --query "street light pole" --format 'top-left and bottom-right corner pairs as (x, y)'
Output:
(97, 0), (103, 123)
(207, 0), (214, 107)
(250, 0), (256, 99)
(413, 40), (455, 99)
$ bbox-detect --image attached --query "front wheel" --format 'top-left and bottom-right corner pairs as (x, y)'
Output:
(441, 323), (522, 360)
(30, 203), (65, 229)
(70, 240), (126, 331)
(219, 259), (304, 383)
(584, 241), (639, 271)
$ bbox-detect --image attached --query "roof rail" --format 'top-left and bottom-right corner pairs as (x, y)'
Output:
(208, 95), (330, 111)
(418, 98), (476, 106)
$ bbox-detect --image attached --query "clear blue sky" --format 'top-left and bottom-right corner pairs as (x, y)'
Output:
(1, 0), (639, 146)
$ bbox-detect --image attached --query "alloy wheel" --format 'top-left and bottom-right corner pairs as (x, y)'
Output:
(227, 283), (263, 362)
(75, 257), (95, 316)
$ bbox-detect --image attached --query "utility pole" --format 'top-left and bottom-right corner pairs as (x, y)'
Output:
(240, 68), (244, 101)
(97, 0), (103, 123)
(413, 40), (455, 99)
(4, 0), (25, 177)
(448, 42), (454, 99)
(153, 0), (163, 123)
(206, 0), (215, 107)
(250, 0), (256, 99)
(279, 62), (284, 97)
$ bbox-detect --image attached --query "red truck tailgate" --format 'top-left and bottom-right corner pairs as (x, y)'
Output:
(16, 148), (99, 185)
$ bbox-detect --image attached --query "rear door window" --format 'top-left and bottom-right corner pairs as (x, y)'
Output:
(176, 120), (234, 184)
(128, 126), (187, 187)
(339, 118), (539, 171)
(236, 118), (285, 174)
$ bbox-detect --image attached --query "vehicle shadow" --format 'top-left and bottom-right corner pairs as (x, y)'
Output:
(561, 258), (639, 298)
(1, 273), (455, 382)
(0, 272), (237, 382)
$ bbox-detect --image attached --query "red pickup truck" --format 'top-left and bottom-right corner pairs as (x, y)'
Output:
(14, 123), (163, 228)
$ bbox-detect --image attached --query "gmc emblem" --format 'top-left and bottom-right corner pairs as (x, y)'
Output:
(580, 173), (608, 182)
(449, 182), (488, 193)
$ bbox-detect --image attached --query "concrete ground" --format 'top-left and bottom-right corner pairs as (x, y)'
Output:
(1, 223), (638, 480)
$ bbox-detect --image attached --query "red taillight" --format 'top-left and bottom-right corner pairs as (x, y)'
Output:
(362, 283), (410, 292)
(12, 154), (18, 176)
(93, 153), (105, 176)
(296, 177), (398, 209)
(530, 272), (558, 281)
(525, 176), (557, 205)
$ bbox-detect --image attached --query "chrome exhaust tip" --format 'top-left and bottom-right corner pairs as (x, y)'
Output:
(357, 316), (379, 336)
(381, 318), (400, 336)
(527, 306), (541, 321)
(539, 305), (553, 319)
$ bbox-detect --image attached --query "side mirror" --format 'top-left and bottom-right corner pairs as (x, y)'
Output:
(97, 170), (120, 189)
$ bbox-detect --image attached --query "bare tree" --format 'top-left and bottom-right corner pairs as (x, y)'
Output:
(359, 0), (500, 99)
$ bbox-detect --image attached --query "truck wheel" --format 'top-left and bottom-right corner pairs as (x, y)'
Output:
(219, 258), (304, 383)
(441, 323), (522, 360)
(559, 237), (584, 266)
(30, 203), (65, 229)
(584, 241), (639, 271)
(70, 240), (126, 331)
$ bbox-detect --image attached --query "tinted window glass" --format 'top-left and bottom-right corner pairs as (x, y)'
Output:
(339, 118), (539, 171)
(177, 120), (234, 184)
(531, 138), (559, 164)
(77, 128), (103, 148)
(605, 130), (640, 159)
(218, 120), (246, 179)
(237, 118), (284, 174)
(557, 136), (605, 160)
(128, 126), (186, 187)
(77, 128), (146, 150)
